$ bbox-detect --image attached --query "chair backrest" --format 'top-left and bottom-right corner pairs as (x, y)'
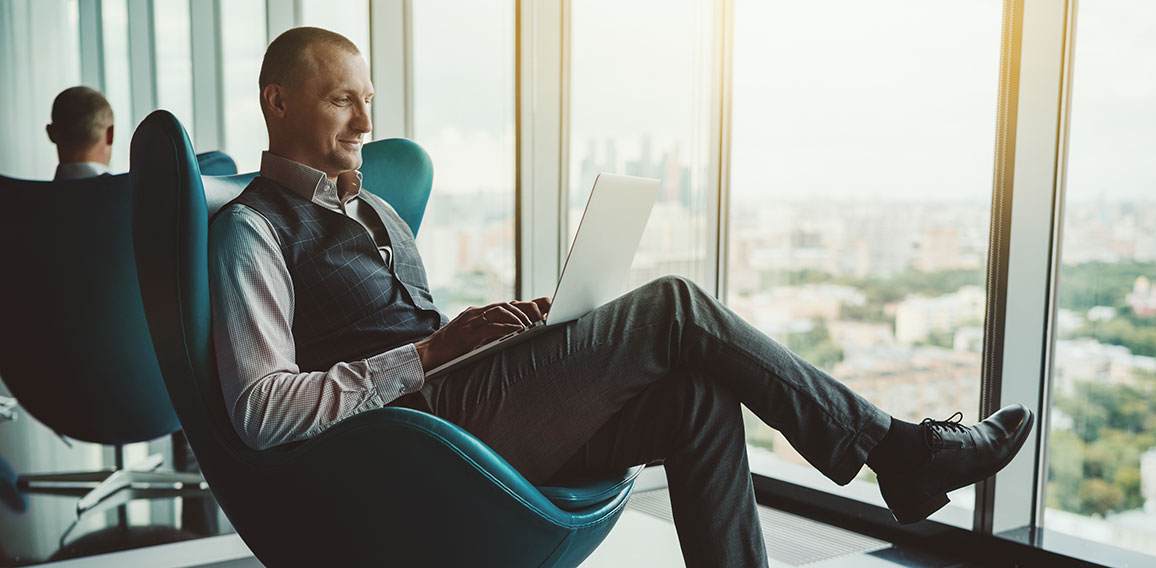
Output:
(360, 138), (434, 235)
(199, 142), (434, 232)
(0, 172), (181, 444)
(130, 110), (435, 471)
(195, 150), (238, 176)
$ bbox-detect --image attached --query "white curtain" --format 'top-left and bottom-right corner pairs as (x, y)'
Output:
(0, 0), (82, 179)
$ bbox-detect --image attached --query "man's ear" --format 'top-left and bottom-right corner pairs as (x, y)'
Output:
(262, 83), (289, 119)
(105, 124), (114, 145)
(46, 124), (57, 144)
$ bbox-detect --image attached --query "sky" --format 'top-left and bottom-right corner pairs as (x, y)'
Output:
(403, 0), (1155, 203)
(1064, 0), (1156, 201)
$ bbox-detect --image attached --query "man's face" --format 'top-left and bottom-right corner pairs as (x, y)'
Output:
(281, 45), (373, 178)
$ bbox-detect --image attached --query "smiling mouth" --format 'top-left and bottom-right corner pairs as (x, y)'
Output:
(339, 139), (362, 148)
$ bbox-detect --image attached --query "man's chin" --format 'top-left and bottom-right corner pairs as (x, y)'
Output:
(330, 152), (363, 173)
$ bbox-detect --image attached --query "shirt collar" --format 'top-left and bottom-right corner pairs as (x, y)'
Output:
(259, 151), (363, 210)
(53, 162), (111, 181)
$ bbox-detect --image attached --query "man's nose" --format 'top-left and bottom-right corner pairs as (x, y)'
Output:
(352, 101), (372, 134)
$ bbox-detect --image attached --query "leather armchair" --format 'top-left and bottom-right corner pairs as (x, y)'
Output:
(0, 170), (208, 516)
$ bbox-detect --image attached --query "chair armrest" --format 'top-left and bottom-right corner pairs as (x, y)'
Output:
(228, 407), (634, 567)
(268, 407), (633, 527)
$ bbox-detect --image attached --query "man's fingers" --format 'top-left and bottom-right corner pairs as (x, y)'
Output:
(484, 304), (531, 327)
(511, 300), (544, 323)
(502, 303), (533, 326)
(466, 299), (551, 329)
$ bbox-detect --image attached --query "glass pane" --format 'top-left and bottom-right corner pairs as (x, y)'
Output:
(727, 0), (1001, 526)
(153, 0), (195, 143)
(0, 0), (81, 179)
(1045, 0), (1156, 557)
(411, 0), (516, 316)
(102, 0), (132, 173)
(219, 0), (267, 173)
(569, 0), (715, 290)
(299, 0), (370, 59)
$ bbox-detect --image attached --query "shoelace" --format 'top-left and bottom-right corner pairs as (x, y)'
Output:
(921, 411), (967, 450)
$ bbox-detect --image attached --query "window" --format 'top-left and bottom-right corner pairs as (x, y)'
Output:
(218, 0), (266, 173)
(0, 0), (81, 179)
(153, 0), (194, 142)
(569, 0), (716, 291)
(101, 0), (132, 173)
(411, 0), (516, 316)
(299, 0), (370, 58)
(1045, 0), (1156, 556)
(727, 0), (1002, 526)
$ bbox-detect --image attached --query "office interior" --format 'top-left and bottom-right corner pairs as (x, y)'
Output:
(1, 0), (1153, 566)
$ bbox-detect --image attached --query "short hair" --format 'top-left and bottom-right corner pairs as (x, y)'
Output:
(49, 86), (113, 148)
(259, 27), (361, 94)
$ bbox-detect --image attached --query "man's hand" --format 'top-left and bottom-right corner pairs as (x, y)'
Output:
(415, 297), (551, 371)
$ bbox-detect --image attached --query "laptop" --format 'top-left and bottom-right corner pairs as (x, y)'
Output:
(425, 173), (660, 378)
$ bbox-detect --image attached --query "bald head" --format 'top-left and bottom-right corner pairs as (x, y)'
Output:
(259, 27), (361, 113)
(47, 86), (114, 164)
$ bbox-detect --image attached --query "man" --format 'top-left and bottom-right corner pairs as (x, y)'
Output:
(45, 86), (234, 181)
(209, 27), (1033, 566)
(45, 86), (114, 181)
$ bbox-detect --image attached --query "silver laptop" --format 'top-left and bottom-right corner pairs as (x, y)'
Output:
(425, 173), (660, 378)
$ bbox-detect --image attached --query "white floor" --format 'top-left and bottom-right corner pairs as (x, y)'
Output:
(33, 509), (687, 568)
(39, 465), (872, 568)
(579, 508), (687, 567)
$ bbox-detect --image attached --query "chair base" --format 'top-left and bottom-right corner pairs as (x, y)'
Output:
(17, 452), (208, 516)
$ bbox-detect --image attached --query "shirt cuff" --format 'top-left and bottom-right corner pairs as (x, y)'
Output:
(364, 343), (426, 403)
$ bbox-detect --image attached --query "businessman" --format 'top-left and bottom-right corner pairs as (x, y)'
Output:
(209, 27), (1033, 567)
(46, 86), (115, 181)
(46, 86), (233, 181)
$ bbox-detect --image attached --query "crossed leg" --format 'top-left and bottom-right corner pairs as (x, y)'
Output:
(422, 275), (891, 566)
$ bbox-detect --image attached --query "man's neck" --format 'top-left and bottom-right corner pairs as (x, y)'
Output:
(57, 147), (110, 166)
(265, 148), (339, 184)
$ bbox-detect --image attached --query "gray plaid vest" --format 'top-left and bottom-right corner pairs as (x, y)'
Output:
(225, 176), (444, 372)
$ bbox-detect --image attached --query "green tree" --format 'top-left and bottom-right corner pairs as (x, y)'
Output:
(839, 302), (890, 324)
(915, 330), (954, 349)
(1049, 372), (1156, 516)
(785, 319), (843, 371)
(1078, 478), (1123, 518)
(1057, 261), (1156, 313)
(1068, 316), (1156, 357)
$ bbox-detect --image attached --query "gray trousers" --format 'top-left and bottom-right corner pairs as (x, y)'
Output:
(422, 276), (891, 567)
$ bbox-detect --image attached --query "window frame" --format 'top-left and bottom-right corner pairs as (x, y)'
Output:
(48, 0), (1154, 566)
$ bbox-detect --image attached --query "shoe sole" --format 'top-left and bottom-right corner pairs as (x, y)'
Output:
(891, 409), (1035, 524)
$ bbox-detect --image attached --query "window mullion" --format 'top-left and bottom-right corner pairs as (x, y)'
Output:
(368, 0), (411, 139)
(977, 0), (1073, 536)
(712, 0), (734, 301)
(189, 0), (221, 150)
(515, 0), (566, 300)
(265, 0), (297, 47)
(78, 0), (105, 91)
(126, 0), (156, 126)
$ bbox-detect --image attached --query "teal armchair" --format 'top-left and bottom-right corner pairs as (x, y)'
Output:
(0, 171), (207, 516)
(130, 110), (640, 567)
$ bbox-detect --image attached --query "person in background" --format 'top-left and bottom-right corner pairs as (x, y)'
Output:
(42, 86), (222, 534)
(45, 86), (114, 181)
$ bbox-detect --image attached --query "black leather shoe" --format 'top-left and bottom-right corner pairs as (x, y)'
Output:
(878, 404), (1033, 524)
